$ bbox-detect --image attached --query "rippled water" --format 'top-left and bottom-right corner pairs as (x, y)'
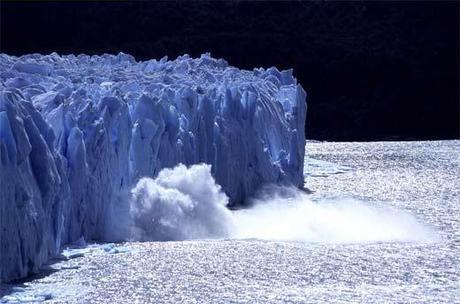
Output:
(1, 141), (459, 303)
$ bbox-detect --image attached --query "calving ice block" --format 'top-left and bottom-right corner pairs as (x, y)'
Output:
(0, 52), (307, 282)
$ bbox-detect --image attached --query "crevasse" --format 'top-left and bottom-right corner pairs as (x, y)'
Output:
(0, 52), (307, 282)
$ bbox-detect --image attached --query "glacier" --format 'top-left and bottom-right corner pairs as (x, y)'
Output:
(0, 52), (307, 282)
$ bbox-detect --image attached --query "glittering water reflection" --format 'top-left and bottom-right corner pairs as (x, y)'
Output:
(1, 140), (459, 303)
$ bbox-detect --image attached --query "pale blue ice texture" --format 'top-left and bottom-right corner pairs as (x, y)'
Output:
(0, 52), (307, 282)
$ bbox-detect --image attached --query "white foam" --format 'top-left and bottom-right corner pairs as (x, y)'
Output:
(129, 164), (234, 241)
(128, 164), (438, 244)
(233, 186), (438, 243)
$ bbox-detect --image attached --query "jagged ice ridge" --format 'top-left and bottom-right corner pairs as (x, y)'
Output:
(0, 52), (307, 282)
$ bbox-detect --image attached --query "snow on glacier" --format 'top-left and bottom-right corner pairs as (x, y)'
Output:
(0, 52), (307, 282)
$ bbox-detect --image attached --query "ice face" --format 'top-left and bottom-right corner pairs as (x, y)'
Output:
(0, 52), (307, 282)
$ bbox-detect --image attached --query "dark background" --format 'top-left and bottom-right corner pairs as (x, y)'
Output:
(1, 1), (459, 141)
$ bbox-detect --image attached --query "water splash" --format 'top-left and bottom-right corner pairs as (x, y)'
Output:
(129, 164), (234, 241)
(128, 164), (438, 243)
(233, 186), (438, 243)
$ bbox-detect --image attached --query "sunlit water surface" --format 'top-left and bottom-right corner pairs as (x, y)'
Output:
(1, 141), (459, 303)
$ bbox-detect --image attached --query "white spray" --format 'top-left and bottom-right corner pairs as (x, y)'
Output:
(129, 164), (234, 241)
(128, 164), (438, 243)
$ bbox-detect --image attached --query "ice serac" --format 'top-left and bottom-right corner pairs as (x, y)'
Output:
(0, 52), (307, 282)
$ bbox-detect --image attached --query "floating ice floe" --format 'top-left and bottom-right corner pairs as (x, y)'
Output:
(304, 157), (351, 177)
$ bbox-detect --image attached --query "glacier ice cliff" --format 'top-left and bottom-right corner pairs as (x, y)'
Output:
(0, 52), (307, 282)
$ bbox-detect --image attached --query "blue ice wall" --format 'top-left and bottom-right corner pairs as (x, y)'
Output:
(0, 53), (307, 282)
